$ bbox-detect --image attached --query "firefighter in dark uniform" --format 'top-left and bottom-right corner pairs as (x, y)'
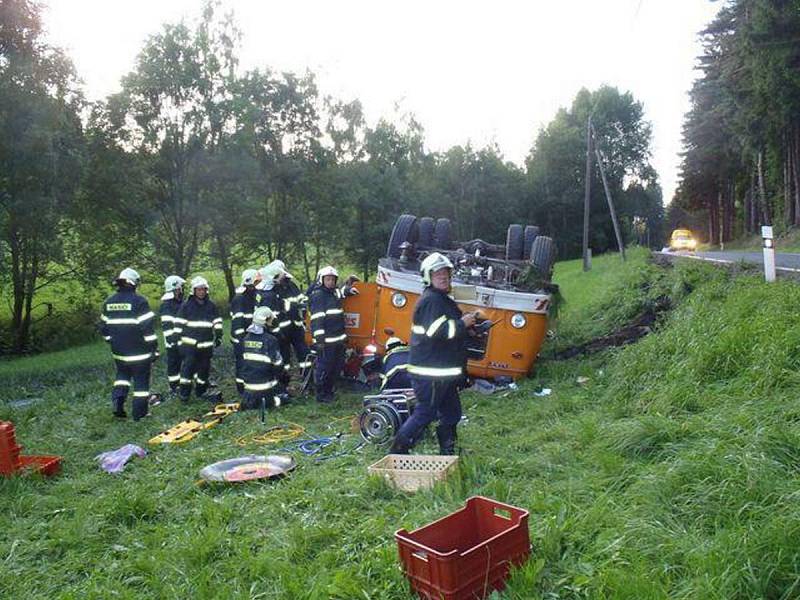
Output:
(272, 260), (312, 377)
(389, 253), (477, 455)
(380, 336), (412, 391)
(230, 269), (258, 396)
(309, 266), (359, 403)
(255, 264), (291, 386)
(240, 306), (285, 415)
(100, 268), (158, 420)
(175, 276), (223, 402)
(159, 275), (185, 395)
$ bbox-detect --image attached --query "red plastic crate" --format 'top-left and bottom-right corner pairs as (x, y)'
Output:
(0, 421), (61, 477)
(395, 496), (531, 600)
(17, 455), (62, 477)
(0, 421), (21, 475)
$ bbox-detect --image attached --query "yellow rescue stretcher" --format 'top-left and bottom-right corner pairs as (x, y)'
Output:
(148, 403), (240, 445)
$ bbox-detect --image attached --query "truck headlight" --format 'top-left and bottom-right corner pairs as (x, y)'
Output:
(391, 292), (407, 308)
(510, 313), (527, 329)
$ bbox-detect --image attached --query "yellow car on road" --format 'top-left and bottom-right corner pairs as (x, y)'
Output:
(669, 229), (697, 251)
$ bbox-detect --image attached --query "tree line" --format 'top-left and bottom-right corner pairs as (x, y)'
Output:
(676, 0), (800, 243)
(0, 0), (661, 354)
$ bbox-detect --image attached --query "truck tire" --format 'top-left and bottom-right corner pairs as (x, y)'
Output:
(418, 217), (435, 248)
(530, 236), (556, 279)
(523, 225), (540, 260)
(387, 214), (418, 258)
(433, 218), (452, 249)
(505, 224), (524, 261)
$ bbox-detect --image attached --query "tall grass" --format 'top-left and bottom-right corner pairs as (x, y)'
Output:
(2, 251), (800, 598)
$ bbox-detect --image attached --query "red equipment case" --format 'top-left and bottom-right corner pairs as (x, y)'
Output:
(395, 496), (531, 600)
(0, 421), (62, 477)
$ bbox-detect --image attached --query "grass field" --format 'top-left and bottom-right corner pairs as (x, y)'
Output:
(2, 249), (800, 598)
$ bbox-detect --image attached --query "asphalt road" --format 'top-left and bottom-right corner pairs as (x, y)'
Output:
(656, 249), (800, 274)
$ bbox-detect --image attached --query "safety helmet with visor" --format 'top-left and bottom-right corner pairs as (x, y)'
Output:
(251, 306), (276, 327)
(116, 267), (141, 287)
(316, 265), (339, 284)
(241, 269), (258, 287)
(190, 276), (210, 293)
(420, 252), (454, 286)
(164, 275), (185, 293)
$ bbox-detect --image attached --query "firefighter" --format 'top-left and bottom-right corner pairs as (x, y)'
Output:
(175, 276), (223, 403)
(389, 253), (477, 455)
(159, 275), (185, 396)
(380, 336), (411, 391)
(240, 306), (284, 413)
(100, 268), (158, 420)
(255, 263), (291, 386)
(230, 269), (259, 396)
(309, 266), (359, 403)
(272, 260), (312, 377)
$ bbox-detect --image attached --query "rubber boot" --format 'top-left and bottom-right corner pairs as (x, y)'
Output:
(131, 396), (149, 421)
(436, 424), (457, 455)
(112, 397), (127, 419)
(389, 432), (412, 455)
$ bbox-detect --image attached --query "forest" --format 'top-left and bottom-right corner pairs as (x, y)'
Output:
(675, 0), (800, 243)
(0, 0), (663, 354)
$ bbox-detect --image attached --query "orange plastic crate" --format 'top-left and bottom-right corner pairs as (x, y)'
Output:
(395, 496), (530, 600)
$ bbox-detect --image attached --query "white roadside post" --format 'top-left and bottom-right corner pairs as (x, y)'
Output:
(762, 225), (776, 283)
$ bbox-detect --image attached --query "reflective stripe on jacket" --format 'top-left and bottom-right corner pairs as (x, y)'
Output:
(175, 295), (222, 350)
(309, 285), (354, 346)
(408, 287), (466, 380)
(159, 293), (183, 348)
(100, 289), (157, 361)
(230, 288), (256, 344)
(380, 346), (411, 391)
(240, 328), (283, 393)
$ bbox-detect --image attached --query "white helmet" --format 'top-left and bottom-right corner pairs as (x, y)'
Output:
(116, 267), (141, 287)
(164, 275), (185, 293)
(241, 269), (258, 287)
(261, 261), (284, 281)
(420, 252), (453, 286)
(273, 259), (293, 279)
(316, 265), (339, 284)
(252, 306), (276, 327)
(190, 276), (210, 293)
(386, 336), (404, 351)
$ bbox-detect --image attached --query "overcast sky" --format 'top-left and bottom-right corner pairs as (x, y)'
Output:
(43, 0), (720, 203)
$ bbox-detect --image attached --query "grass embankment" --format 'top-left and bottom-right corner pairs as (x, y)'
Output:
(2, 248), (800, 598)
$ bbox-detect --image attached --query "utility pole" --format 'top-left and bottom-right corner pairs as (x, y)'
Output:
(582, 117), (593, 271)
(591, 123), (626, 261)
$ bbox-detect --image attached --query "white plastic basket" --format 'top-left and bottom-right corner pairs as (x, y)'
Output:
(368, 454), (459, 492)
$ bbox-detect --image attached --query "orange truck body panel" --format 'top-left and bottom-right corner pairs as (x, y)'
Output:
(309, 270), (551, 380)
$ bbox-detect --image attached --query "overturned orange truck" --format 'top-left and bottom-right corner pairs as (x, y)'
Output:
(337, 214), (558, 381)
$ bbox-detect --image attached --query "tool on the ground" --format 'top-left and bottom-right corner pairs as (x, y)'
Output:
(199, 454), (296, 483)
(278, 434), (340, 456)
(359, 389), (415, 445)
(314, 438), (366, 462)
(148, 403), (240, 445)
(234, 423), (305, 446)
